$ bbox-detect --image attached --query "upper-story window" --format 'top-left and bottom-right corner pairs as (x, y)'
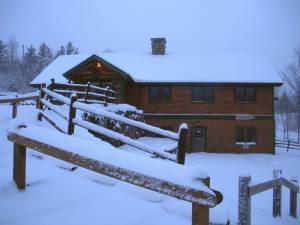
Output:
(235, 127), (257, 145)
(192, 86), (214, 102)
(235, 86), (256, 102)
(149, 86), (171, 102)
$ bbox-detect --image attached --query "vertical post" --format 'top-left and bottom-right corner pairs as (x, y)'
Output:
(84, 82), (90, 103)
(287, 140), (290, 152)
(37, 83), (46, 121)
(104, 86), (109, 107)
(68, 94), (77, 135)
(49, 78), (55, 103)
(12, 101), (17, 118)
(177, 123), (188, 165)
(238, 176), (251, 225)
(13, 143), (26, 189)
(290, 179), (298, 218)
(273, 169), (282, 217)
(192, 177), (210, 225)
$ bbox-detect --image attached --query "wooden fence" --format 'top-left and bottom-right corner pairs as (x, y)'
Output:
(275, 139), (300, 151)
(37, 85), (188, 164)
(48, 79), (118, 105)
(238, 169), (299, 225)
(7, 126), (223, 225)
(0, 93), (40, 118)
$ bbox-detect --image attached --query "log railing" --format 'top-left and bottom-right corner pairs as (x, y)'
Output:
(275, 139), (300, 151)
(0, 92), (40, 118)
(7, 126), (223, 225)
(37, 86), (188, 164)
(49, 79), (118, 106)
(238, 169), (299, 225)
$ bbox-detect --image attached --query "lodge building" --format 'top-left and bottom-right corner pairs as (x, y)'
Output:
(31, 38), (283, 154)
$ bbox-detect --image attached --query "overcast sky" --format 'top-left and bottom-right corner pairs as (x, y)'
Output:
(1, 0), (300, 70)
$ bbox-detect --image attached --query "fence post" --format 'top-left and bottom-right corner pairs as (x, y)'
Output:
(273, 169), (282, 217)
(12, 97), (17, 118)
(49, 78), (55, 103)
(290, 178), (298, 218)
(238, 176), (251, 225)
(37, 83), (46, 121)
(192, 177), (210, 225)
(286, 139), (290, 151)
(177, 123), (188, 165)
(104, 86), (109, 107)
(84, 82), (90, 103)
(13, 143), (26, 189)
(68, 94), (77, 135)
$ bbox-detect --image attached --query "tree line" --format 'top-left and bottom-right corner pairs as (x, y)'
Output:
(0, 38), (79, 92)
(276, 46), (300, 141)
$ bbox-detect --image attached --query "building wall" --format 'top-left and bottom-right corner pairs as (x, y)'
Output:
(124, 83), (275, 154)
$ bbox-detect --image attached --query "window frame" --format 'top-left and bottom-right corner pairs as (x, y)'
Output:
(234, 86), (257, 103)
(149, 86), (172, 103)
(235, 126), (257, 146)
(191, 85), (215, 103)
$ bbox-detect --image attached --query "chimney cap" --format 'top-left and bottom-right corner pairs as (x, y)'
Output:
(151, 38), (166, 43)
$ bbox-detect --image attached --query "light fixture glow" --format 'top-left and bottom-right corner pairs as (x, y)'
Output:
(96, 62), (101, 68)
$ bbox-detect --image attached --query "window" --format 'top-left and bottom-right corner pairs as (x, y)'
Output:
(235, 127), (257, 145)
(192, 86), (214, 102)
(149, 86), (171, 102)
(235, 87), (256, 102)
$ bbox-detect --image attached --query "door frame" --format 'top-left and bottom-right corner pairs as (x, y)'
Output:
(191, 126), (207, 152)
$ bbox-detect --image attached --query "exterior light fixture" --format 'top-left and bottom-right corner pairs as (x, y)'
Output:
(96, 62), (101, 68)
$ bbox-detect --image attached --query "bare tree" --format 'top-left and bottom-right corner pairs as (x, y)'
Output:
(282, 46), (300, 141)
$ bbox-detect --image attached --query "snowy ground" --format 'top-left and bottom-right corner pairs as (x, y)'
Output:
(0, 104), (299, 225)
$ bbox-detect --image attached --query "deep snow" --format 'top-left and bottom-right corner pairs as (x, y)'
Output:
(0, 104), (299, 225)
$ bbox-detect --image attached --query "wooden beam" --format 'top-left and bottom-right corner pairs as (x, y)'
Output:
(238, 176), (251, 225)
(13, 143), (26, 189)
(7, 132), (219, 207)
(249, 178), (281, 196)
(176, 124), (188, 165)
(273, 169), (282, 217)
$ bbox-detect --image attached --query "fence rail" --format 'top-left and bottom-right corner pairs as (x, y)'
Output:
(7, 126), (223, 225)
(37, 85), (188, 164)
(275, 139), (300, 151)
(238, 169), (299, 225)
(0, 92), (40, 118)
(48, 79), (118, 106)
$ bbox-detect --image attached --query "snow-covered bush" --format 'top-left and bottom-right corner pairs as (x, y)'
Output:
(82, 103), (145, 146)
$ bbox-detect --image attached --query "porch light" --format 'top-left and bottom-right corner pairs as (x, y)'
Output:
(96, 62), (101, 68)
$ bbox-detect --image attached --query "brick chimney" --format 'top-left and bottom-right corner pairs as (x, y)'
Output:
(151, 38), (166, 55)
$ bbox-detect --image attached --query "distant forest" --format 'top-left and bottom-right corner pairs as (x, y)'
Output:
(0, 37), (79, 93)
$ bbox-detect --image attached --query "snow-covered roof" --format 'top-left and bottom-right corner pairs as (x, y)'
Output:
(100, 52), (282, 84)
(30, 54), (92, 85)
(31, 52), (283, 85)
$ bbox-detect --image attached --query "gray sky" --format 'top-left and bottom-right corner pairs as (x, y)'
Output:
(1, 0), (300, 70)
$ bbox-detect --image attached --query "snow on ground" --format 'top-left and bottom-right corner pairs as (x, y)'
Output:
(0, 104), (299, 225)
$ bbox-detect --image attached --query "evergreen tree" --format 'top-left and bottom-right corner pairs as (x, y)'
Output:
(23, 45), (38, 79)
(55, 45), (66, 58)
(66, 41), (78, 55)
(37, 42), (53, 73)
(0, 39), (9, 73)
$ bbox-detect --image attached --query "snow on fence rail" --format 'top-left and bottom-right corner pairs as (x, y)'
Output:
(48, 79), (118, 106)
(238, 169), (299, 225)
(37, 85), (188, 164)
(7, 125), (223, 225)
(0, 92), (40, 118)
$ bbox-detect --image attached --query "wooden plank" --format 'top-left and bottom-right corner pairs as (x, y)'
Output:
(273, 169), (282, 217)
(38, 84), (46, 121)
(39, 111), (67, 133)
(0, 94), (39, 104)
(7, 132), (219, 207)
(192, 177), (210, 225)
(68, 95), (77, 135)
(238, 176), (251, 225)
(13, 143), (26, 189)
(176, 124), (188, 165)
(279, 178), (299, 193)
(12, 102), (17, 118)
(290, 189), (297, 218)
(249, 178), (281, 196)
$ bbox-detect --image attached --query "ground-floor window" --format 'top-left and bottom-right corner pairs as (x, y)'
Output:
(235, 127), (257, 145)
